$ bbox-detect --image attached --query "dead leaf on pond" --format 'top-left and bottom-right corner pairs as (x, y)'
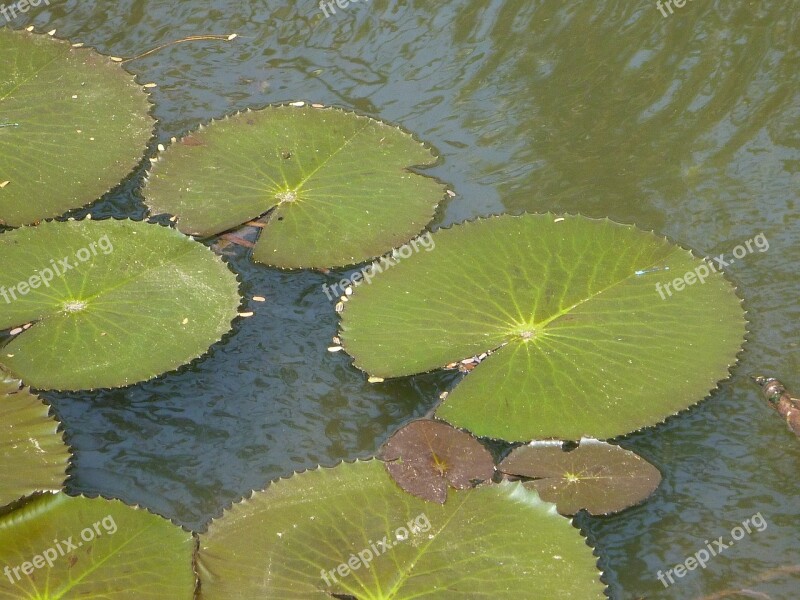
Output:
(498, 438), (662, 516)
(381, 419), (495, 504)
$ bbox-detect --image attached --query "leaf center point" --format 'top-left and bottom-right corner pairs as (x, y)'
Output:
(63, 300), (88, 313)
(276, 190), (298, 204)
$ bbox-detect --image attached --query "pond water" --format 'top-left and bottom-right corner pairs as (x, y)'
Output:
(7, 1), (799, 598)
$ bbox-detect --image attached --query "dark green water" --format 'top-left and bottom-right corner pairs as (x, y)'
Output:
(6, 1), (799, 598)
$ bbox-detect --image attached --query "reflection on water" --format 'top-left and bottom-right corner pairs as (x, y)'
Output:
(6, 0), (798, 597)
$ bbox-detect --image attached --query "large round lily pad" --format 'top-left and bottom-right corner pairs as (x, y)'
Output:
(0, 493), (195, 598)
(0, 370), (69, 509)
(498, 439), (662, 515)
(0, 29), (154, 227)
(339, 214), (746, 441)
(143, 104), (446, 269)
(197, 460), (603, 599)
(0, 219), (241, 391)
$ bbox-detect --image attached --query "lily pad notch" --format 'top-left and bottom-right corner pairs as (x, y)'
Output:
(143, 103), (448, 269)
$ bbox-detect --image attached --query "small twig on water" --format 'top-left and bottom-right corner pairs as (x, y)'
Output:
(117, 34), (238, 64)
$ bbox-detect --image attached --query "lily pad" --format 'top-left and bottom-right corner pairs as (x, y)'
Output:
(0, 219), (241, 390)
(381, 419), (494, 503)
(498, 439), (662, 515)
(0, 492), (195, 598)
(197, 460), (604, 599)
(0, 370), (70, 509)
(0, 29), (154, 227)
(339, 214), (746, 441)
(143, 104), (446, 269)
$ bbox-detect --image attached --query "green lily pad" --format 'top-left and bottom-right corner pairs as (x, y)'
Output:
(197, 460), (603, 599)
(339, 214), (746, 441)
(0, 29), (154, 227)
(0, 493), (195, 598)
(0, 370), (70, 509)
(381, 419), (494, 503)
(498, 439), (662, 516)
(143, 104), (446, 269)
(0, 219), (241, 391)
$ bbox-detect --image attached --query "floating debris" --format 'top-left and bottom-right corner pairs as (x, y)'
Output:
(220, 233), (255, 248)
(367, 376), (384, 383)
(252, 296), (266, 302)
(752, 375), (800, 438)
(444, 349), (494, 371)
(327, 346), (343, 353)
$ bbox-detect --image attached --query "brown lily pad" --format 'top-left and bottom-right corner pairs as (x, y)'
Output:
(380, 419), (495, 503)
(498, 438), (661, 516)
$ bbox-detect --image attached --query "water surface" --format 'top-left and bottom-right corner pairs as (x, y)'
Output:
(5, 1), (799, 598)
